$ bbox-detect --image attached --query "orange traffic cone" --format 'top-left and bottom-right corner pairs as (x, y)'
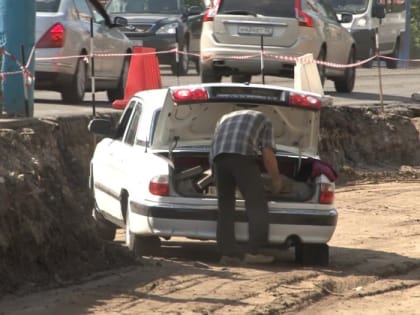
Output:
(112, 46), (162, 109)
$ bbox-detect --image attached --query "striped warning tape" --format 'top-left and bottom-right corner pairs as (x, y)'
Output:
(1, 47), (420, 80)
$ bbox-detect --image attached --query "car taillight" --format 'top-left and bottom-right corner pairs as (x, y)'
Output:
(319, 183), (334, 204)
(289, 92), (321, 110)
(203, 0), (220, 22)
(295, 0), (313, 27)
(36, 23), (66, 48)
(171, 87), (209, 103)
(149, 175), (169, 196)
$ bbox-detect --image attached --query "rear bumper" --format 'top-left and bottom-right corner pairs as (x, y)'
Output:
(129, 200), (338, 244)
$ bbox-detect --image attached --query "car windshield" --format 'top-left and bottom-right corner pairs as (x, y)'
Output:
(36, 0), (60, 12)
(326, 0), (369, 14)
(107, 0), (181, 14)
(218, 0), (295, 18)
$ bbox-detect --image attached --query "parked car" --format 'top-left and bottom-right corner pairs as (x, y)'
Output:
(35, 0), (133, 103)
(200, 0), (357, 93)
(106, 0), (206, 75)
(88, 83), (338, 266)
(327, 0), (405, 69)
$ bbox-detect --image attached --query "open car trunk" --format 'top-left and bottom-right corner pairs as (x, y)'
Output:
(161, 152), (325, 202)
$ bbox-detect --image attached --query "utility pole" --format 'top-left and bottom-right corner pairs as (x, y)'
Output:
(400, 0), (410, 67)
(0, 0), (35, 117)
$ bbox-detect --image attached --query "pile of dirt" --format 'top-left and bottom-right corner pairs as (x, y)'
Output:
(0, 114), (134, 296)
(0, 104), (419, 296)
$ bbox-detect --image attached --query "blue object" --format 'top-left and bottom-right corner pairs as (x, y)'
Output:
(400, 0), (411, 67)
(0, 0), (35, 116)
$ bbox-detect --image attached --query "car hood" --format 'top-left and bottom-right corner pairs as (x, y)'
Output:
(151, 85), (323, 157)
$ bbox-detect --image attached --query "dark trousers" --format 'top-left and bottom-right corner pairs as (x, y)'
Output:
(213, 153), (269, 257)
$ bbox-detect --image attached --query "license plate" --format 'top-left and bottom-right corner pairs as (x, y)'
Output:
(238, 25), (273, 36)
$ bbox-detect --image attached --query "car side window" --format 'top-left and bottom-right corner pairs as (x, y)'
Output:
(317, 0), (340, 21)
(74, 0), (93, 22)
(114, 100), (136, 140)
(124, 104), (142, 146)
(107, 0), (126, 13)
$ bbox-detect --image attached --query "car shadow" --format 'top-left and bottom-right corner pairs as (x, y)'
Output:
(143, 239), (420, 282)
(35, 98), (112, 108)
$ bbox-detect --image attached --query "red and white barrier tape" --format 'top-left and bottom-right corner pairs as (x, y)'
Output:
(1, 47), (420, 81)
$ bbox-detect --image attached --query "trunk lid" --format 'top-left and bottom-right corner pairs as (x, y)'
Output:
(212, 0), (299, 48)
(151, 84), (325, 157)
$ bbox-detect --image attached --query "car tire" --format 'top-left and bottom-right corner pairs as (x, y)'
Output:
(107, 57), (129, 102)
(171, 44), (189, 76)
(92, 204), (117, 241)
(231, 74), (252, 83)
(200, 66), (222, 83)
(385, 39), (400, 69)
(125, 207), (161, 257)
(295, 243), (329, 266)
(61, 57), (86, 104)
(334, 47), (356, 93)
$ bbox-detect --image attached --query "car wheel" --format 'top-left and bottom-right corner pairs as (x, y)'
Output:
(334, 47), (356, 93)
(107, 57), (129, 102)
(200, 66), (222, 83)
(171, 45), (189, 76)
(231, 74), (252, 83)
(125, 207), (161, 257)
(295, 243), (329, 266)
(61, 57), (86, 104)
(385, 39), (400, 69)
(92, 203), (117, 241)
(317, 48), (326, 86)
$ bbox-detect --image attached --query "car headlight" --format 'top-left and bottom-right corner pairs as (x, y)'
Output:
(352, 16), (367, 29)
(156, 22), (179, 34)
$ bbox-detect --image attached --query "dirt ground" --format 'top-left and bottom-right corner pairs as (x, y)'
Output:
(0, 180), (419, 315)
(0, 103), (419, 314)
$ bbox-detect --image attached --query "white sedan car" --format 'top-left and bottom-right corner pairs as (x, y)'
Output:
(88, 83), (338, 265)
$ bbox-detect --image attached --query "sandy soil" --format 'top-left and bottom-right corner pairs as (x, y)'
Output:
(0, 180), (419, 315)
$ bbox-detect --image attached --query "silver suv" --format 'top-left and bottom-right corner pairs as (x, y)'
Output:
(200, 0), (356, 93)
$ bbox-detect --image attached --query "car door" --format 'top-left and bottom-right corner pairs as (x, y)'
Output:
(93, 100), (139, 221)
(90, 4), (128, 79)
(185, 0), (205, 55)
(73, 0), (105, 77)
(315, 0), (350, 65)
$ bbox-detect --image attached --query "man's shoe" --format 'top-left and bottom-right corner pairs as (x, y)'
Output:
(219, 255), (242, 266)
(244, 253), (275, 264)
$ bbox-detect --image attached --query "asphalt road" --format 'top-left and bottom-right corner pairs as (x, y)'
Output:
(32, 65), (420, 118)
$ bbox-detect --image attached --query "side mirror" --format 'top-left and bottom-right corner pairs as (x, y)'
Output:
(338, 13), (353, 23)
(372, 3), (386, 19)
(187, 6), (204, 16)
(88, 119), (113, 136)
(113, 16), (128, 27)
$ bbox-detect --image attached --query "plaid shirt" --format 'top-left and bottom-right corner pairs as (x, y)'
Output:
(210, 110), (275, 163)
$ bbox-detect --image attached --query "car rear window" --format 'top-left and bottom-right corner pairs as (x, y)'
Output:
(36, 0), (60, 12)
(218, 0), (296, 18)
(108, 0), (181, 14)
